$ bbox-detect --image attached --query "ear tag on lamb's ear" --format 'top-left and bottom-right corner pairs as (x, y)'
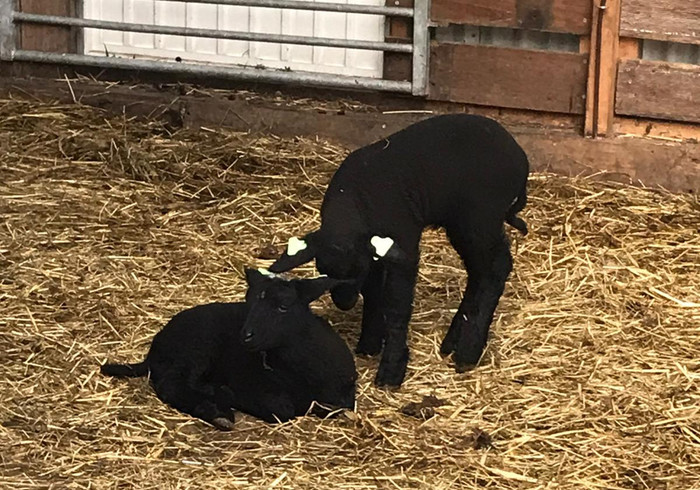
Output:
(370, 236), (395, 259)
(286, 237), (308, 256)
(257, 268), (290, 281)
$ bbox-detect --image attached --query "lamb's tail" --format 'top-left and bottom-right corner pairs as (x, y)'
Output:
(505, 182), (528, 236)
(100, 360), (149, 378)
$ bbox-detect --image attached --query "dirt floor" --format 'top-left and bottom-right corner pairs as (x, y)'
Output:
(0, 96), (699, 489)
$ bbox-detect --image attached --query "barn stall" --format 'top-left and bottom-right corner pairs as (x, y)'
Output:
(1, 0), (699, 488)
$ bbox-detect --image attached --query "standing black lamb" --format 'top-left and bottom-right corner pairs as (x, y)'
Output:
(100, 269), (357, 430)
(270, 114), (529, 387)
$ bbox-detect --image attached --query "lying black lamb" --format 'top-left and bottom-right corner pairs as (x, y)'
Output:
(270, 114), (529, 387)
(100, 268), (357, 430)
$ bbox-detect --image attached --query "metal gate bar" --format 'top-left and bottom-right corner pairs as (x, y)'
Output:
(11, 50), (413, 92)
(0, 0), (430, 96)
(166, 0), (414, 17)
(13, 12), (413, 53)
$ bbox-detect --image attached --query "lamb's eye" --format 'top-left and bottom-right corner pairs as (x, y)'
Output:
(278, 305), (288, 313)
(258, 291), (266, 299)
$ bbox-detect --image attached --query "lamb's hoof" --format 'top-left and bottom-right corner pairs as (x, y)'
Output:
(454, 345), (484, 372)
(439, 338), (457, 357)
(355, 339), (383, 357)
(374, 366), (405, 388)
(211, 416), (235, 431)
(454, 361), (478, 373)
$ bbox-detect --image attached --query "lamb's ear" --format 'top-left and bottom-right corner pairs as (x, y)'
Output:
(245, 267), (278, 287)
(269, 233), (318, 273)
(295, 276), (348, 304)
(369, 235), (406, 262)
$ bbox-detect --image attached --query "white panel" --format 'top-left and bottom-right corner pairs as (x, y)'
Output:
(186, 3), (218, 54)
(125, 0), (154, 48)
(346, 0), (383, 74)
(219, 5), (250, 58)
(83, 0), (386, 78)
(250, 7), (283, 62)
(82, 0), (99, 54)
(281, 8), (314, 65)
(155, 1), (186, 52)
(314, 0), (347, 68)
(97, 0), (124, 47)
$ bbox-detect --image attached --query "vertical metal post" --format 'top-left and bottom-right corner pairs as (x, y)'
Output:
(0, 0), (16, 61)
(411, 0), (430, 96)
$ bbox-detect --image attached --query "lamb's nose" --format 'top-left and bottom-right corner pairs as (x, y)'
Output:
(241, 330), (254, 343)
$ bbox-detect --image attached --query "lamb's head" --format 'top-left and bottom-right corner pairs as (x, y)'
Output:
(240, 268), (346, 351)
(269, 231), (406, 310)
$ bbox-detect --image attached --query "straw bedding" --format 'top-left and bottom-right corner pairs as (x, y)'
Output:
(0, 96), (698, 489)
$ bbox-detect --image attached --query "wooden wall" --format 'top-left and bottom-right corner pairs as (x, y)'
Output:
(427, 0), (592, 115)
(383, 0), (414, 82)
(17, 0), (76, 53)
(616, 60), (700, 123)
(620, 0), (700, 44)
(427, 0), (700, 127)
(431, 0), (592, 34)
(614, 0), (700, 124)
(429, 44), (588, 114)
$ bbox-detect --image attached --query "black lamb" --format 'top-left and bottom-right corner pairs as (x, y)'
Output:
(270, 114), (529, 387)
(100, 269), (357, 430)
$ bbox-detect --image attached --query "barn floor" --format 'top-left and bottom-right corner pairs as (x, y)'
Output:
(0, 97), (698, 489)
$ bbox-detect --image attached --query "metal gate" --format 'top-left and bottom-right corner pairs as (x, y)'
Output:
(0, 0), (430, 95)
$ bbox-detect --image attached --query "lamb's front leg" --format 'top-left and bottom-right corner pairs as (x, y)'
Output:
(356, 261), (386, 356)
(374, 260), (418, 387)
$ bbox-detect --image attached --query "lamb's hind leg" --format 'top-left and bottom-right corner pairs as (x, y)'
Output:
(153, 372), (236, 431)
(439, 273), (479, 356)
(225, 381), (297, 423)
(356, 262), (386, 356)
(445, 223), (513, 370)
(441, 225), (479, 356)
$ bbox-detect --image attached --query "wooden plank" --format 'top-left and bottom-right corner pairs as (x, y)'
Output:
(583, 2), (601, 135)
(383, 0), (413, 81)
(594, 0), (620, 137)
(431, 0), (592, 35)
(428, 43), (588, 114)
(618, 38), (640, 59)
(386, 0), (413, 39)
(19, 0), (75, 53)
(615, 117), (700, 142)
(579, 36), (591, 54)
(620, 0), (700, 45)
(383, 53), (412, 81)
(584, 0), (621, 137)
(616, 59), (700, 123)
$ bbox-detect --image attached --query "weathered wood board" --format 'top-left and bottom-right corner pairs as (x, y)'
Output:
(18, 0), (75, 53)
(383, 0), (413, 81)
(431, 0), (592, 35)
(616, 59), (700, 123)
(620, 0), (700, 45)
(429, 43), (588, 114)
